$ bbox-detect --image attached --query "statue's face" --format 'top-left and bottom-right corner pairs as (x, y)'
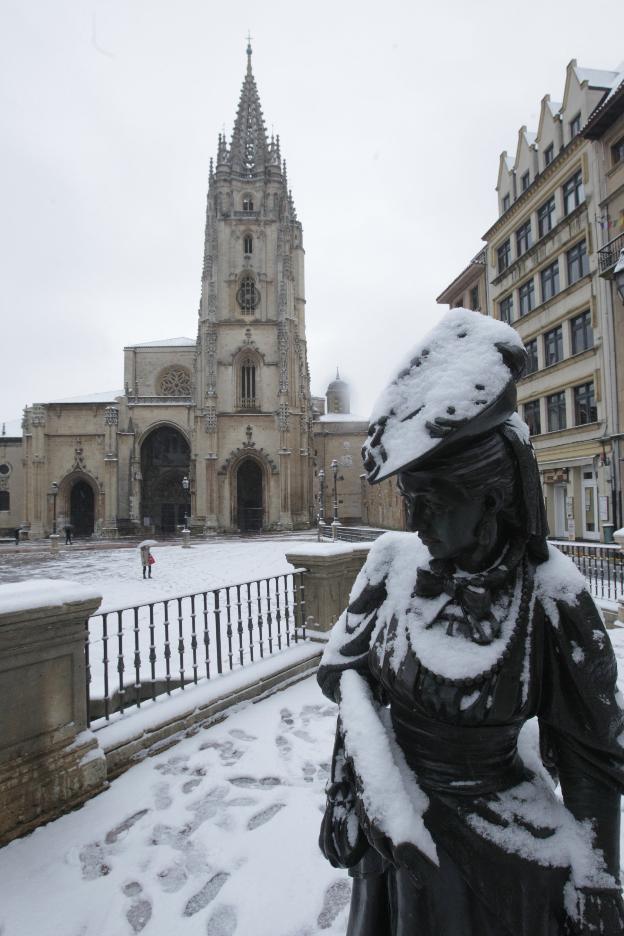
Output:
(397, 471), (487, 563)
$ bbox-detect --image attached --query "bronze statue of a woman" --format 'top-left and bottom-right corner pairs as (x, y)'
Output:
(317, 309), (624, 935)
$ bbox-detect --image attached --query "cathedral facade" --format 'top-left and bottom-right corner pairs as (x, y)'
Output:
(13, 45), (315, 538)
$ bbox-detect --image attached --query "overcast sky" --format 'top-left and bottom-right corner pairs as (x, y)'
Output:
(1, 0), (624, 428)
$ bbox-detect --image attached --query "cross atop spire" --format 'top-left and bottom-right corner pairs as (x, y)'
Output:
(246, 32), (253, 73)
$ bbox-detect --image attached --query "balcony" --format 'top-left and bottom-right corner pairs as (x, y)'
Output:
(598, 232), (624, 275)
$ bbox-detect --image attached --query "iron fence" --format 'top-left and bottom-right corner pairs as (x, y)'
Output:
(85, 570), (306, 726)
(318, 523), (387, 543)
(549, 541), (624, 602)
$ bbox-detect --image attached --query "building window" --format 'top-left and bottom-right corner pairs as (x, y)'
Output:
(544, 325), (563, 366)
(524, 399), (541, 435)
(525, 339), (538, 375)
(569, 112), (581, 139)
(541, 260), (560, 302)
(502, 193), (510, 212)
(0, 491), (9, 511)
(0, 463), (9, 476)
(537, 196), (556, 238)
(242, 195), (254, 211)
(243, 234), (253, 255)
(469, 285), (479, 311)
(499, 295), (513, 324)
(518, 279), (535, 316)
(544, 143), (554, 167)
(237, 276), (260, 314)
(612, 137), (624, 166)
(574, 382), (597, 425)
(521, 171), (530, 192)
(566, 239), (588, 285)
(571, 310), (593, 355)
(159, 366), (192, 397)
(563, 170), (584, 215)
(240, 356), (257, 408)
(547, 391), (567, 431)
(497, 239), (511, 274)
(516, 220), (532, 256)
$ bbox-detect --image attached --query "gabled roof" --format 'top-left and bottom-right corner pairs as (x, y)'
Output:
(575, 66), (620, 89)
(583, 73), (624, 138)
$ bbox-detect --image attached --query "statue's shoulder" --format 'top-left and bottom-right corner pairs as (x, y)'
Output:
(533, 543), (588, 607)
(353, 531), (428, 596)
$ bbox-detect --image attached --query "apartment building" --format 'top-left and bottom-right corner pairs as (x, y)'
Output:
(439, 60), (624, 542)
(436, 250), (489, 312)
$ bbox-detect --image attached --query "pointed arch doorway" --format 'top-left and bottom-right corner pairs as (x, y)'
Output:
(236, 458), (263, 532)
(70, 480), (95, 536)
(140, 426), (190, 533)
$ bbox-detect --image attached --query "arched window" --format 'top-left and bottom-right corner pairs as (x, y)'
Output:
(0, 491), (10, 511)
(240, 356), (256, 409)
(159, 366), (192, 397)
(242, 195), (254, 211)
(237, 276), (259, 315)
(243, 234), (253, 255)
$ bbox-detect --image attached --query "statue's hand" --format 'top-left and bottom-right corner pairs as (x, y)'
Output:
(563, 887), (624, 935)
(319, 782), (369, 869)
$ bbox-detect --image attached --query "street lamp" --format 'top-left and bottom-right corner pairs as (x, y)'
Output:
(317, 468), (326, 541)
(50, 481), (59, 535)
(181, 475), (190, 532)
(614, 249), (624, 304)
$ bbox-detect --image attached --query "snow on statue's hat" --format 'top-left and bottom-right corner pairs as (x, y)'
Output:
(362, 308), (527, 484)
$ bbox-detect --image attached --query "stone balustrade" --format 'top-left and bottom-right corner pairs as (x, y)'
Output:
(285, 543), (371, 632)
(0, 581), (107, 845)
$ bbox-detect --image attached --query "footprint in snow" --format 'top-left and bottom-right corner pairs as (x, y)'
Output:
(229, 776), (282, 789)
(317, 880), (352, 930)
(79, 843), (111, 880)
(105, 809), (149, 844)
(206, 904), (238, 936)
(247, 803), (285, 830)
(183, 872), (230, 917)
(229, 728), (257, 741)
(153, 782), (172, 810)
(302, 762), (316, 783)
(126, 899), (152, 934)
(155, 755), (190, 776)
(157, 864), (188, 893)
(280, 707), (295, 727)
(275, 734), (292, 759)
(182, 777), (202, 794)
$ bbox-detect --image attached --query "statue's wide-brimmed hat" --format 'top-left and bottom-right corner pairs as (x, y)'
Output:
(362, 309), (527, 484)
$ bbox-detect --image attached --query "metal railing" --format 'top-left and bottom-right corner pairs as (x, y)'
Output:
(549, 541), (624, 602)
(85, 570), (306, 726)
(318, 523), (387, 543)
(598, 232), (624, 273)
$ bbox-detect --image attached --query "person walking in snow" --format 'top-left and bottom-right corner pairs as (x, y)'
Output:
(63, 524), (72, 545)
(140, 544), (154, 578)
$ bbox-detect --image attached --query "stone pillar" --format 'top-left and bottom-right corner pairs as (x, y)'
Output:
(0, 581), (107, 845)
(285, 544), (371, 631)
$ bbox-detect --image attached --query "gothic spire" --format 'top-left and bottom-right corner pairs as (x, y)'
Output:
(228, 40), (268, 177)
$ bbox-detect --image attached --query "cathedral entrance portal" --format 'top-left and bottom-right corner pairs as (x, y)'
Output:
(236, 459), (263, 532)
(141, 426), (190, 533)
(70, 480), (95, 536)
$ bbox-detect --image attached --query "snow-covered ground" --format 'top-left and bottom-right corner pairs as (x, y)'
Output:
(0, 536), (318, 613)
(0, 676), (351, 936)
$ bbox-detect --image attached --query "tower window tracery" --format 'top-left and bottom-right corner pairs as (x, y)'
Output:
(240, 356), (257, 408)
(242, 194), (254, 211)
(243, 234), (253, 255)
(237, 275), (259, 314)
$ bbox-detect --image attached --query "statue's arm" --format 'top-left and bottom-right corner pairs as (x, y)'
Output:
(539, 592), (624, 881)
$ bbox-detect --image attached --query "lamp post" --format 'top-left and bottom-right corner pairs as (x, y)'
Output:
(614, 249), (624, 304)
(331, 458), (340, 541)
(49, 481), (60, 553)
(317, 468), (326, 541)
(181, 475), (191, 547)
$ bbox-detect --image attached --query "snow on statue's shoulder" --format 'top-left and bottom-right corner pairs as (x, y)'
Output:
(350, 530), (428, 602)
(534, 544), (587, 623)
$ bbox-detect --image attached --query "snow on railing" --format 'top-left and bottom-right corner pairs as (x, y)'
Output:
(85, 570), (307, 726)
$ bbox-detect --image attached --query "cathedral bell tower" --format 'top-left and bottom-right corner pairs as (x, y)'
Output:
(195, 42), (313, 531)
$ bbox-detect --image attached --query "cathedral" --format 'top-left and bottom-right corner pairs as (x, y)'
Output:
(4, 44), (328, 538)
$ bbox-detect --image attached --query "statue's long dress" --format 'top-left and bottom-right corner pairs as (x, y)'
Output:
(317, 533), (624, 936)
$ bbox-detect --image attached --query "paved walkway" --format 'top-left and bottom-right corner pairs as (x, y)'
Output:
(0, 676), (350, 936)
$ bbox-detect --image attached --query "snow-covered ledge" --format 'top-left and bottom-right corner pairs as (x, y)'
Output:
(0, 580), (107, 845)
(285, 543), (371, 632)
